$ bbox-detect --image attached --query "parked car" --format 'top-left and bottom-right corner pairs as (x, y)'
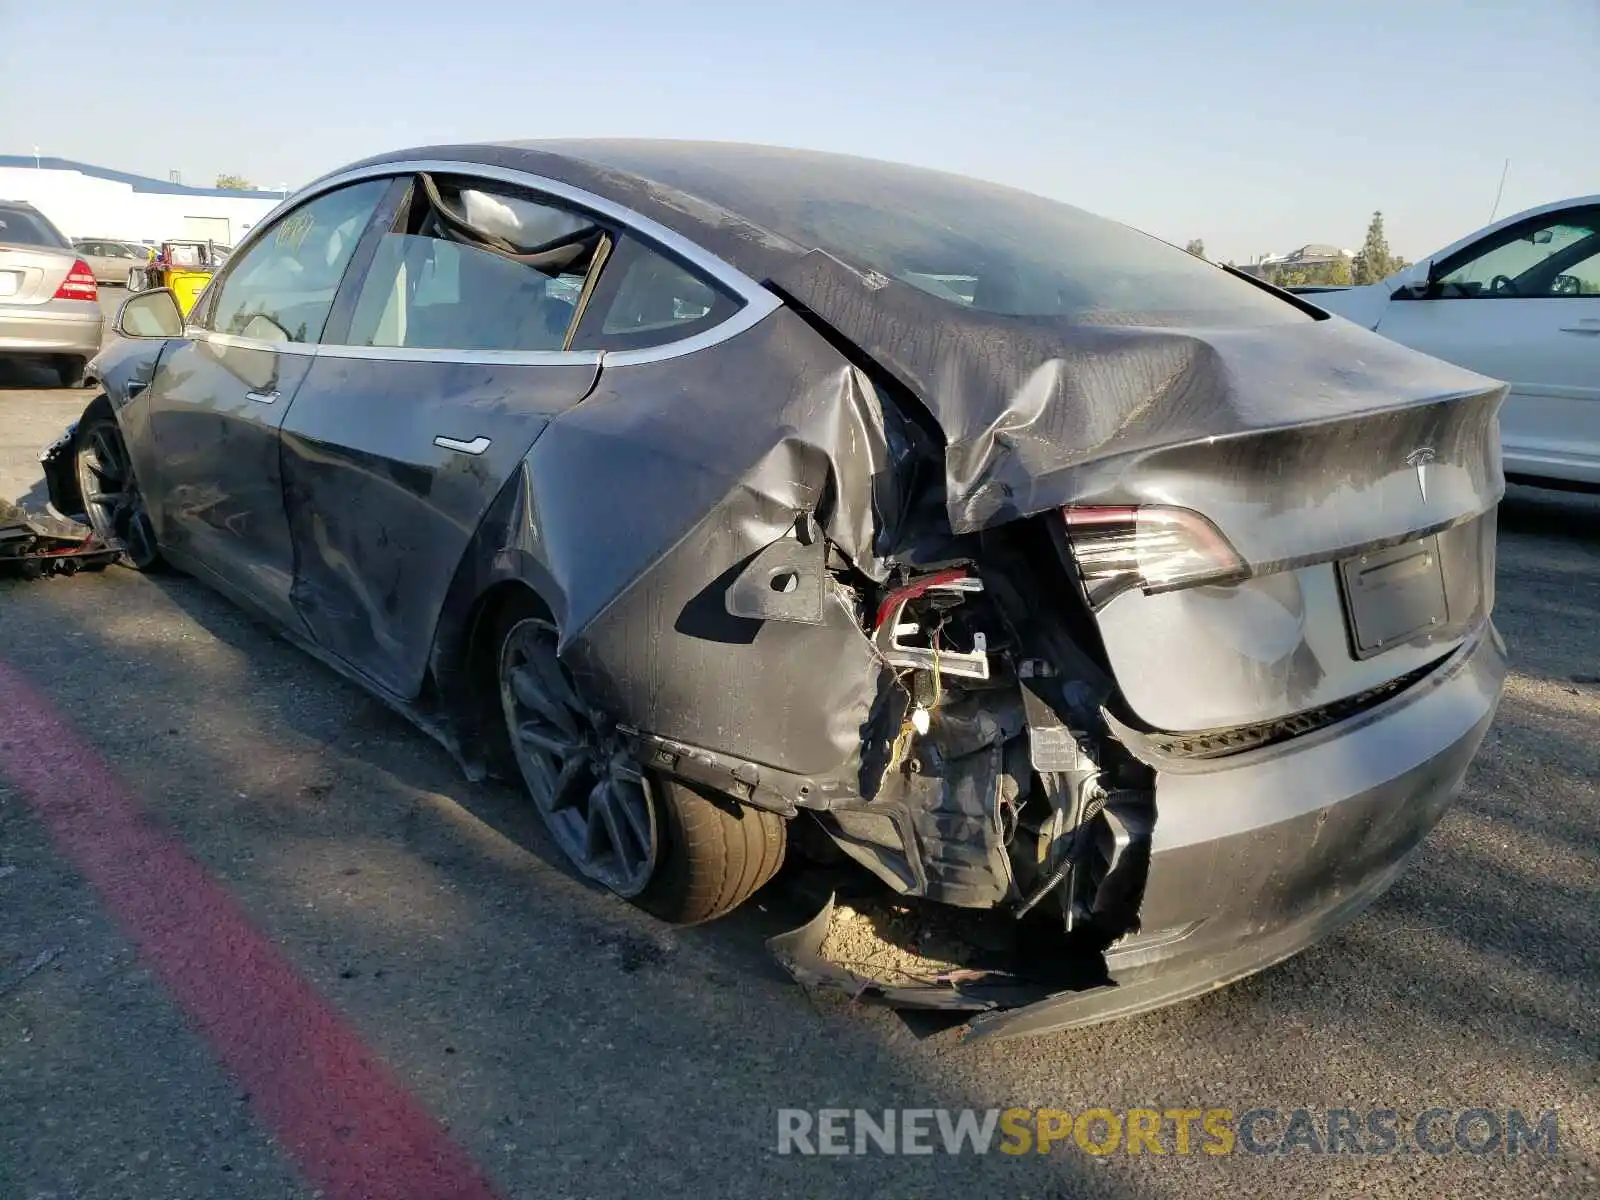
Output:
(0, 200), (102, 386)
(1296, 196), (1600, 488)
(72, 238), (154, 285)
(42, 142), (1507, 1038)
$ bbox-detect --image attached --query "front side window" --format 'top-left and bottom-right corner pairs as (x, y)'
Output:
(209, 180), (388, 342)
(1435, 210), (1600, 298)
(571, 236), (741, 351)
(343, 177), (603, 353)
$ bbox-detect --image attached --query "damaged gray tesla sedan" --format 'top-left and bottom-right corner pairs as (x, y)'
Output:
(43, 141), (1507, 1038)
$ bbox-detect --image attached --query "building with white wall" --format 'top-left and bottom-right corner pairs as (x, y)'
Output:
(0, 155), (285, 245)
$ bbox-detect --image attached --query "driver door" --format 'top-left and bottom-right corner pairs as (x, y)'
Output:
(141, 179), (396, 626)
(1374, 206), (1600, 483)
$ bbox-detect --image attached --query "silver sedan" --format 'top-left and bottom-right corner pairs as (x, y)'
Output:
(71, 238), (154, 286)
(0, 202), (103, 386)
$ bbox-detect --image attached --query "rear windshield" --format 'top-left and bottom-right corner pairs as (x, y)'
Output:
(0, 206), (69, 249)
(598, 147), (1308, 326)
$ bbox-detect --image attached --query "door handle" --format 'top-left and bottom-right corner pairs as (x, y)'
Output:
(245, 388), (280, 404)
(434, 435), (491, 455)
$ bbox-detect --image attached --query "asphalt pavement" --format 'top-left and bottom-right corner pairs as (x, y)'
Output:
(0, 302), (1596, 1198)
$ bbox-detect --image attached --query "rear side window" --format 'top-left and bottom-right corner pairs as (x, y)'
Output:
(342, 176), (605, 353)
(571, 236), (742, 351)
(0, 207), (69, 249)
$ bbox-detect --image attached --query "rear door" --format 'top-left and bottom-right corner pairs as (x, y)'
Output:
(276, 172), (605, 697)
(1374, 206), (1600, 484)
(140, 178), (394, 627)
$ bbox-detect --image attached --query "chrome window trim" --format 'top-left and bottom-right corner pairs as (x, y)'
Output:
(212, 158), (781, 367)
(184, 326), (603, 367)
(598, 300), (774, 366)
(288, 159), (774, 303)
(317, 343), (603, 366)
(189, 328), (316, 357)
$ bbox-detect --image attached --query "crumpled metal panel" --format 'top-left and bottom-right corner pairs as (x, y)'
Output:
(515, 308), (905, 779)
(768, 252), (1507, 553)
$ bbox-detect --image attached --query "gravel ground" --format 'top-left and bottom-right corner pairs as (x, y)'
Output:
(1, 341), (1596, 1197)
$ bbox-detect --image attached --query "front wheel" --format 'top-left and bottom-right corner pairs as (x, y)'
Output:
(497, 606), (785, 923)
(74, 415), (162, 571)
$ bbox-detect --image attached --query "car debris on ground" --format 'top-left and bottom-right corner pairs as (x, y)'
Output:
(0, 498), (120, 580)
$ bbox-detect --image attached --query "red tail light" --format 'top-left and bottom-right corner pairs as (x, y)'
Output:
(1061, 505), (1247, 607)
(53, 260), (98, 301)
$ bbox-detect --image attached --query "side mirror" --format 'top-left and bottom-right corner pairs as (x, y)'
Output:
(115, 288), (185, 338)
(1391, 258), (1434, 298)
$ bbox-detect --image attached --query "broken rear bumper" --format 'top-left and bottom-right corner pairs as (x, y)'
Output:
(966, 621), (1505, 1039)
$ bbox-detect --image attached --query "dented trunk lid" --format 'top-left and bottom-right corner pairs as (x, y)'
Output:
(774, 252), (1506, 731)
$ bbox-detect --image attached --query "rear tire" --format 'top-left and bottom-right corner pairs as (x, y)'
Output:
(54, 356), (86, 388)
(494, 594), (786, 924)
(636, 777), (787, 925)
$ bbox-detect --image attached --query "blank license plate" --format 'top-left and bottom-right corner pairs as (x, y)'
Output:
(1337, 536), (1448, 658)
(0, 271), (19, 297)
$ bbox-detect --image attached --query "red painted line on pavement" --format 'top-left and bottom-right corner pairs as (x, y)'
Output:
(0, 661), (504, 1200)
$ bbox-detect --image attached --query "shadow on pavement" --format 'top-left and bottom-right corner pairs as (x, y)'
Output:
(0, 522), (1595, 1194)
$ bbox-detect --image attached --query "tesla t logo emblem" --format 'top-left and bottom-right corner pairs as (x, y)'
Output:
(1406, 447), (1437, 502)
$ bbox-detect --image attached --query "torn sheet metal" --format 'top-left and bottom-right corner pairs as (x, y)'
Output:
(768, 249), (1506, 554)
(515, 309), (915, 783)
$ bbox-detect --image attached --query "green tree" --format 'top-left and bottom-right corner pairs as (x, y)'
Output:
(1302, 258), (1352, 286)
(1351, 211), (1401, 285)
(1262, 257), (1352, 288)
(215, 173), (254, 190)
(1184, 238), (1206, 259)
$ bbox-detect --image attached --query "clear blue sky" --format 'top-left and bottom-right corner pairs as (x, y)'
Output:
(2, 0), (1594, 262)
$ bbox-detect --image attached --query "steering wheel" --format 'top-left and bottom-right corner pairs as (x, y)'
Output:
(1489, 274), (1519, 296)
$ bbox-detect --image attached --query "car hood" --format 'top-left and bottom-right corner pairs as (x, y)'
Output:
(772, 251), (1505, 567)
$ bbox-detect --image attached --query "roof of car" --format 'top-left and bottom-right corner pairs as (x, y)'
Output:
(344, 138), (1064, 281)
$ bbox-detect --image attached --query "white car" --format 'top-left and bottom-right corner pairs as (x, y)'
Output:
(1302, 197), (1600, 488)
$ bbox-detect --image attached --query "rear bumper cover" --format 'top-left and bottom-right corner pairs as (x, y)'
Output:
(966, 622), (1505, 1039)
(0, 304), (103, 356)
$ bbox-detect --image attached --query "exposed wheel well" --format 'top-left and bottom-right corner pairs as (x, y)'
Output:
(450, 580), (554, 774)
(51, 394), (115, 518)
